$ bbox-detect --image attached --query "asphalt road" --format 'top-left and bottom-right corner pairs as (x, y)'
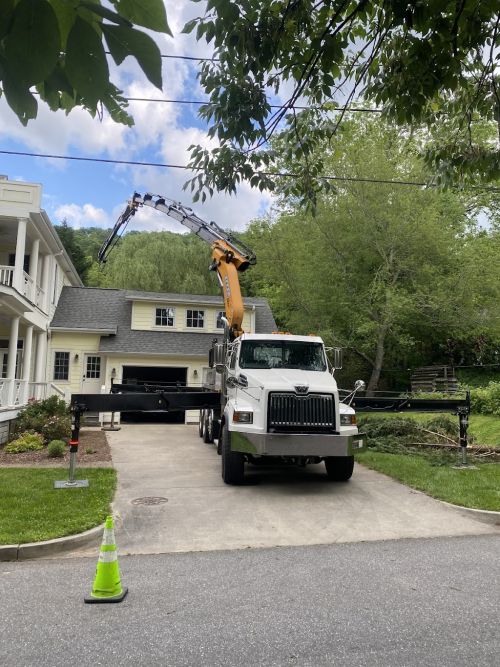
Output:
(2, 535), (499, 666)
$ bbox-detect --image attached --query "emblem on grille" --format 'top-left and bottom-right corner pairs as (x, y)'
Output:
(294, 385), (309, 394)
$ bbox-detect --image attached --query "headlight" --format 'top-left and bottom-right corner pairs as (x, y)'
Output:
(233, 410), (253, 424)
(340, 414), (357, 425)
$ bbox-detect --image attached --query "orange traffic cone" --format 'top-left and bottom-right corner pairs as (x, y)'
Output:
(85, 515), (128, 603)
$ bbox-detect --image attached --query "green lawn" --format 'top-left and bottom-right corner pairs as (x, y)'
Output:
(356, 451), (500, 511)
(358, 412), (500, 446)
(0, 468), (116, 545)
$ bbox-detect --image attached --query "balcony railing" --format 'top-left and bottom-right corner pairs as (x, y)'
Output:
(0, 265), (13, 287)
(23, 271), (34, 302)
(35, 284), (45, 309)
(0, 380), (66, 409)
(0, 265), (45, 310)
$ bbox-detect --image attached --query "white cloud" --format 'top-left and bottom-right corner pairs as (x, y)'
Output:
(54, 203), (110, 228)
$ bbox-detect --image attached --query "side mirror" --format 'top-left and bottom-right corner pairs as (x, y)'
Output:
(226, 376), (237, 387)
(354, 379), (366, 391)
(215, 363), (225, 374)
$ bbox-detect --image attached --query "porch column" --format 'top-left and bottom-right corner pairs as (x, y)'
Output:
(22, 325), (34, 381)
(13, 217), (27, 294)
(30, 238), (40, 303)
(34, 330), (48, 383)
(41, 254), (52, 313)
(7, 317), (19, 379)
(7, 317), (19, 405)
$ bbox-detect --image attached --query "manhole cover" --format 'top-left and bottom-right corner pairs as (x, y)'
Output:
(131, 496), (168, 506)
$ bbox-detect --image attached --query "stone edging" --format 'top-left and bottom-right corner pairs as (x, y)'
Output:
(442, 501), (500, 526)
(0, 523), (104, 561)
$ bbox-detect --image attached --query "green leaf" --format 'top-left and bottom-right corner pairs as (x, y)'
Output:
(48, 0), (78, 46)
(182, 19), (197, 35)
(2, 76), (38, 125)
(36, 81), (61, 111)
(0, 0), (15, 40)
(116, 0), (171, 35)
(5, 0), (60, 85)
(80, 2), (132, 27)
(102, 24), (162, 89)
(65, 16), (109, 107)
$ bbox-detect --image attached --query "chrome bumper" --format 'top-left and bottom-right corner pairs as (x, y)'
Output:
(230, 431), (366, 457)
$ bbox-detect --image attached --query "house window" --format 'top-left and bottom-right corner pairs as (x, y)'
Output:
(8, 254), (30, 273)
(216, 311), (225, 329)
(156, 307), (175, 327)
(186, 309), (204, 328)
(86, 356), (101, 379)
(53, 351), (69, 381)
(0, 340), (24, 379)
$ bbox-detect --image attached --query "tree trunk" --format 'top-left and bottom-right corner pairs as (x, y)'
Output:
(366, 322), (389, 396)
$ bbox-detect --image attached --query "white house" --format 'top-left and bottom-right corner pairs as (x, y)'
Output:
(0, 177), (276, 438)
(0, 176), (82, 441)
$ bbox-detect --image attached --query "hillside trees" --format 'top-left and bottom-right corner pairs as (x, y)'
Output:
(241, 117), (500, 391)
(85, 230), (220, 295)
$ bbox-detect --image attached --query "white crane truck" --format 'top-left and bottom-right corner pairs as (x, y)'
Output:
(200, 333), (365, 484)
(96, 193), (366, 484)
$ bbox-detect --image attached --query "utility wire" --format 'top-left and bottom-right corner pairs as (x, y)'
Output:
(105, 51), (218, 62)
(125, 96), (383, 113)
(1, 149), (500, 192)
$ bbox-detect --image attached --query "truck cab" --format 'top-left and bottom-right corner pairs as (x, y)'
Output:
(202, 333), (365, 484)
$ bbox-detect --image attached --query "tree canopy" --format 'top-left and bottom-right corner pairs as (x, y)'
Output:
(0, 0), (170, 125)
(184, 0), (500, 205)
(240, 116), (500, 390)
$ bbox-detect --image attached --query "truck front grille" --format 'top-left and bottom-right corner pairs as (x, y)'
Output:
(268, 392), (335, 432)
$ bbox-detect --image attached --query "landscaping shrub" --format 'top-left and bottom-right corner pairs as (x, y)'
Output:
(41, 414), (72, 442)
(469, 382), (500, 416)
(5, 432), (44, 454)
(12, 396), (70, 443)
(47, 440), (66, 458)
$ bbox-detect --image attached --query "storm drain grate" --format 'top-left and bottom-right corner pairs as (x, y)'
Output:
(131, 496), (168, 506)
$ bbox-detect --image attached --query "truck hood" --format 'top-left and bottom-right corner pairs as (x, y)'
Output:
(241, 368), (337, 393)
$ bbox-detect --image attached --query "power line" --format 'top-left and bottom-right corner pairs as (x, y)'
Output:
(1, 148), (500, 192)
(105, 51), (218, 62)
(125, 97), (383, 113)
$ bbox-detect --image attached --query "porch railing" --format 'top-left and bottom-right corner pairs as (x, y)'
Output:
(0, 379), (66, 409)
(23, 271), (34, 302)
(0, 265), (13, 287)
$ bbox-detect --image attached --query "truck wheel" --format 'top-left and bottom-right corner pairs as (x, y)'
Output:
(221, 423), (244, 485)
(203, 410), (214, 443)
(198, 410), (205, 438)
(324, 456), (354, 481)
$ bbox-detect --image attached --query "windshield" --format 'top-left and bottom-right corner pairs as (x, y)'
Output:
(240, 340), (327, 371)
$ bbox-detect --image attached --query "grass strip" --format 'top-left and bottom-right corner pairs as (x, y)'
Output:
(0, 468), (116, 544)
(356, 451), (500, 511)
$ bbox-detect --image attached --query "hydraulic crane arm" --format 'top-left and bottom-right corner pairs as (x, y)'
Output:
(98, 193), (256, 339)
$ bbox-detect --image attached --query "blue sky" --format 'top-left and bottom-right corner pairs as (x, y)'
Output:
(0, 2), (273, 234)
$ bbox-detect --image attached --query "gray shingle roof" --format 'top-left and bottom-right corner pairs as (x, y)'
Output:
(50, 287), (276, 356)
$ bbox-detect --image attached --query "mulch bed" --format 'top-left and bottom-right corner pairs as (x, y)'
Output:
(0, 428), (112, 467)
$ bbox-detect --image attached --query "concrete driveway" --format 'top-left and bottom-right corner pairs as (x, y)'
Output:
(98, 424), (495, 555)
